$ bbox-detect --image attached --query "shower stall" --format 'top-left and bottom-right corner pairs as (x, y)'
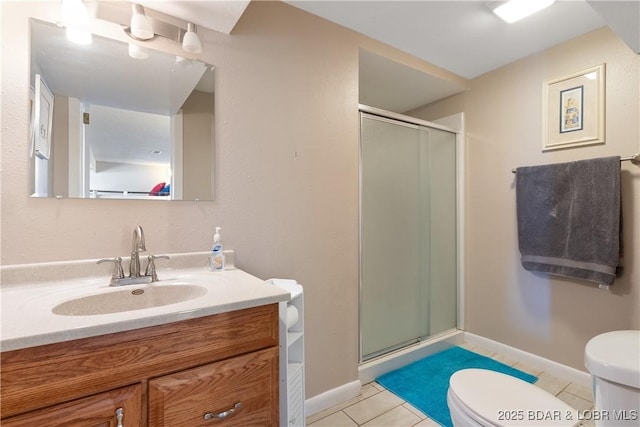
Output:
(359, 106), (459, 363)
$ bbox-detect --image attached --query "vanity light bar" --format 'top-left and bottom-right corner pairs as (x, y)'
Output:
(94, 2), (199, 53)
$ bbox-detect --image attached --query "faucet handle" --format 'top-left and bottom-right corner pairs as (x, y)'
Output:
(97, 257), (125, 280)
(145, 255), (170, 282)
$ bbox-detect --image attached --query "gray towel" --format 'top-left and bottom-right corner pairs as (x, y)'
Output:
(516, 156), (622, 286)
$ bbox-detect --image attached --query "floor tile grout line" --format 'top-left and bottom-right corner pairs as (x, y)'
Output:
(357, 401), (412, 426)
(308, 384), (388, 426)
(309, 343), (593, 426)
(555, 381), (572, 397)
(402, 402), (428, 420)
(332, 385), (386, 419)
(343, 409), (359, 426)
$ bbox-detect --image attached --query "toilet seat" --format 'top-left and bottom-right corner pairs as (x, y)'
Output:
(448, 385), (499, 426)
(448, 369), (578, 427)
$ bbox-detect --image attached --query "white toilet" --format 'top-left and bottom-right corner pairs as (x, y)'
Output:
(447, 368), (578, 426)
(585, 330), (640, 427)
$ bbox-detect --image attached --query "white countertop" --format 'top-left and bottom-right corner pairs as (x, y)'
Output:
(1, 264), (291, 352)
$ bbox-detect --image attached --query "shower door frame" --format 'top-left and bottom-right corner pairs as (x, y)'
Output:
(358, 104), (465, 364)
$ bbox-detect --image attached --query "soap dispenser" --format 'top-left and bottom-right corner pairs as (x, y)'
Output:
(210, 227), (225, 271)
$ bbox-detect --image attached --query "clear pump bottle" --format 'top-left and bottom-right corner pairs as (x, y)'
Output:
(210, 227), (225, 271)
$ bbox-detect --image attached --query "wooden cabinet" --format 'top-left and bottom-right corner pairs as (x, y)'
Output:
(1, 304), (279, 426)
(149, 347), (278, 426)
(2, 384), (142, 427)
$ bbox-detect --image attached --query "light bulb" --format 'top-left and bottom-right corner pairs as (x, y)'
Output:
(182, 23), (202, 54)
(66, 27), (92, 45)
(130, 4), (154, 40)
(60, 0), (92, 45)
(128, 43), (149, 60)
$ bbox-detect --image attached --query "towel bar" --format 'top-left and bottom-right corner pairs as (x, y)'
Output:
(511, 153), (640, 173)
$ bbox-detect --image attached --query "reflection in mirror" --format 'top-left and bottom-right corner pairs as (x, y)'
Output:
(29, 18), (215, 200)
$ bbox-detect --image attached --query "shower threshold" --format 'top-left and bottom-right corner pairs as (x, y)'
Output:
(358, 329), (464, 384)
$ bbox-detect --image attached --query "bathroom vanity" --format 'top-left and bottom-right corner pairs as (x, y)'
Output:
(0, 256), (290, 426)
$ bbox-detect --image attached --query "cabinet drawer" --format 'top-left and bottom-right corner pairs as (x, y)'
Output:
(149, 347), (278, 426)
(2, 384), (142, 427)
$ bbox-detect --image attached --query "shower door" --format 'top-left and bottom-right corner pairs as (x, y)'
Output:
(360, 111), (457, 361)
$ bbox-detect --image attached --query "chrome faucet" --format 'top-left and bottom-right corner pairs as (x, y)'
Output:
(97, 225), (170, 286)
(129, 225), (146, 278)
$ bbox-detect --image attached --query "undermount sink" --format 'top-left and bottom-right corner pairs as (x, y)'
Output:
(52, 284), (208, 316)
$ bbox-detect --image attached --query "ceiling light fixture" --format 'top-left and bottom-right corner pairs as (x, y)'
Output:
(60, 0), (92, 45)
(129, 3), (154, 40)
(488, 0), (555, 23)
(182, 23), (202, 54)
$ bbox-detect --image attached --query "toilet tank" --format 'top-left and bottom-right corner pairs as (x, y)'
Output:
(585, 330), (640, 427)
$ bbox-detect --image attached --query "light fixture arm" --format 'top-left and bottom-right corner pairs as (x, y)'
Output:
(124, 27), (157, 42)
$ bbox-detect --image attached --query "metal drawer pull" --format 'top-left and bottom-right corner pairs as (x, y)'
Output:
(115, 407), (124, 427)
(203, 402), (243, 420)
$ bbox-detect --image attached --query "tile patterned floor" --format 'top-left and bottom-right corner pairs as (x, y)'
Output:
(307, 342), (595, 427)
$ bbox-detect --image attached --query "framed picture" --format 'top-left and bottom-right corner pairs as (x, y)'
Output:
(33, 74), (54, 159)
(542, 64), (605, 151)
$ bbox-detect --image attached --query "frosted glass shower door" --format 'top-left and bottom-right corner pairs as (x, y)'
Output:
(360, 112), (457, 361)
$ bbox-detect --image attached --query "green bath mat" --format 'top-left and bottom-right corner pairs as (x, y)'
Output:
(376, 346), (538, 427)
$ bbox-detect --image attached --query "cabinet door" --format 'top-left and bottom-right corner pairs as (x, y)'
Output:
(149, 347), (278, 426)
(2, 384), (142, 427)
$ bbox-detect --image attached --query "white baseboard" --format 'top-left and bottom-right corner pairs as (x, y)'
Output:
(305, 380), (362, 417)
(463, 332), (592, 388)
(305, 333), (591, 418)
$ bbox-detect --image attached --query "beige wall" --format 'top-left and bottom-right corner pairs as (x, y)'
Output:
(182, 90), (214, 200)
(1, 1), (463, 399)
(410, 27), (640, 370)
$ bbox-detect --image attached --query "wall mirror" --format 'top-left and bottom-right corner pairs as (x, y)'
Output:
(29, 18), (215, 201)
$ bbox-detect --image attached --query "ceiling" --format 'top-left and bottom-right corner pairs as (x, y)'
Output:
(32, 20), (210, 116)
(136, 0), (251, 35)
(123, 1), (638, 113)
(31, 18), (214, 165)
(287, 1), (612, 80)
(286, 0), (638, 112)
(358, 49), (467, 113)
(156, 0), (636, 113)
